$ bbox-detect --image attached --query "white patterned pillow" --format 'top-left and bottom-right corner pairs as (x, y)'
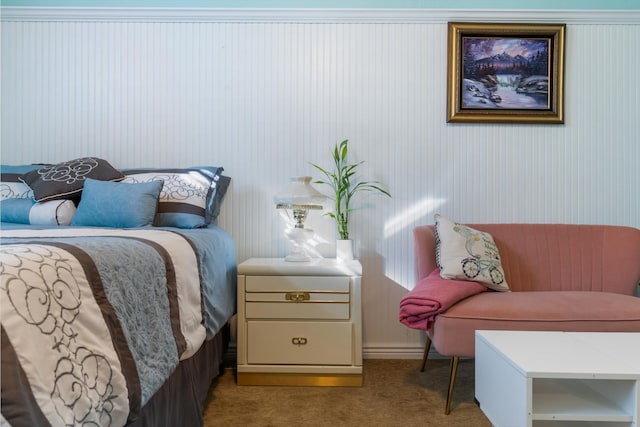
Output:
(121, 167), (224, 229)
(434, 214), (509, 291)
(1, 164), (43, 200)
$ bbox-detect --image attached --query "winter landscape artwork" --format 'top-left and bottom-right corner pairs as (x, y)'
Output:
(462, 37), (550, 109)
(447, 22), (565, 124)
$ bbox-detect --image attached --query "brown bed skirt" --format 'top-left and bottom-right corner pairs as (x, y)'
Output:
(128, 325), (229, 427)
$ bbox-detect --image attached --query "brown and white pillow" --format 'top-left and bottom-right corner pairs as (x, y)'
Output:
(434, 214), (509, 291)
(20, 157), (124, 202)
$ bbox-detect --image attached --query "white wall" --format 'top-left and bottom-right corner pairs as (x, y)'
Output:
(2, 8), (639, 358)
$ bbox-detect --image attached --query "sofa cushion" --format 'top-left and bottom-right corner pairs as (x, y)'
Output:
(434, 214), (509, 291)
(431, 291), (640, 357)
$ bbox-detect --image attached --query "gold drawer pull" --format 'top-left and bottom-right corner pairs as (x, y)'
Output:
(291, 337), (308, 346)
(285, 292), (310, 302)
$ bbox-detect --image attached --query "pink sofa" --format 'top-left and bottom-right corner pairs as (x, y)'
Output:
(411, 223), (640, 414)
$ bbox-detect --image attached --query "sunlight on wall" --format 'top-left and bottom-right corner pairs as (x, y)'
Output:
(383, 197), (445, 239)
(383, 197), (445, 290)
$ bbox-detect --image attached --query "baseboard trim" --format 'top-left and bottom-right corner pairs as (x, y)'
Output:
(225, 342), (444, 362)
(363, 346), (447, 360)
(2, 7), (639, 24)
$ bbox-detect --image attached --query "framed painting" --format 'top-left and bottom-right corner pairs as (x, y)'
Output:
(447, 22), (566, 124)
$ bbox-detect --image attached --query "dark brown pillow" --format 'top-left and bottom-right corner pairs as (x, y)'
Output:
(20, 157), (124, 202)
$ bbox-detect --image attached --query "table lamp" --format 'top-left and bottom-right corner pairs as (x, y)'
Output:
(275, 176), (326, 262)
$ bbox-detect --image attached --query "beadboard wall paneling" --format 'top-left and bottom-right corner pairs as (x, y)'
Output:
(2, 17), (639, 358)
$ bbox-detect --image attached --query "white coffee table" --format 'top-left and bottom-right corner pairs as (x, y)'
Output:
(475, 330), (640, 427)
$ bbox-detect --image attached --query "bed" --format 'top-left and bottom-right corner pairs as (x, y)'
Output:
(0, 158), (236, 427)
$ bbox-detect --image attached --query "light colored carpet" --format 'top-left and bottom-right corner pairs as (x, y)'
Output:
(203, 359), (492, 426)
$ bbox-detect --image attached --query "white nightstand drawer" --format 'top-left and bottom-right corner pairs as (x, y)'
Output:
(246, 300), (349, 319)
(246, 276), (350, 293)
(247, 321), (353, 365)
(246, 292), (349, 303)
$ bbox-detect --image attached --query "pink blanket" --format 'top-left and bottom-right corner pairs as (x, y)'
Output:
(399, 269), (488, 330)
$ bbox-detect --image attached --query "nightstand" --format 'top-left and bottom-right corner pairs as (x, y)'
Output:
(236, 257), (363, 386)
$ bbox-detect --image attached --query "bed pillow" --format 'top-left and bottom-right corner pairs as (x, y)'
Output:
(71, 178), (163, 228)
(434, 214), (509, 291)
(0, 198), (77, 226)
(208, 175), (231, 225)
(121, 167), (224, 228)
(1, 164), (45, 200)
(20, 157), (124, 202)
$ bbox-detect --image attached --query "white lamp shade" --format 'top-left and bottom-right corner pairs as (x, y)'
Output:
(274, 176), (326, 206)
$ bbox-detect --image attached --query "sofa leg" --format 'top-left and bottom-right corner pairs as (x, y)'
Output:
(420, 336), (432, 372)
(445, 356), (459, 415)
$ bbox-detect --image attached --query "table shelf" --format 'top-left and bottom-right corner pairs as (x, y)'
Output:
(532, 378), (635, 423)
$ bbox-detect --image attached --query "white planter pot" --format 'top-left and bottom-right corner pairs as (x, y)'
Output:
(336, 239), (354, 261)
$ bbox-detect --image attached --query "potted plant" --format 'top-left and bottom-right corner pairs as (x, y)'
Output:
(311, 139), (391, 260)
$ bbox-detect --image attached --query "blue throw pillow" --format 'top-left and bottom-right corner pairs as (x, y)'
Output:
(71, 178), (163, 228)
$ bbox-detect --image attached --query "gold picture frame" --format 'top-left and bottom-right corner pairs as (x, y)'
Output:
(447, 22), (565, 124)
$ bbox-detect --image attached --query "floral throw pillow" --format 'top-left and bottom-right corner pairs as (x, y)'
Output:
(434, 214), (509, 291)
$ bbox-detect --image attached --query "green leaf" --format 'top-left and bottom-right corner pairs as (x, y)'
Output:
(309, 138), (391, 241)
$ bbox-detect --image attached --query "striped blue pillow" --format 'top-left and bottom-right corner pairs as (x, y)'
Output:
(121, 167), (224, 229)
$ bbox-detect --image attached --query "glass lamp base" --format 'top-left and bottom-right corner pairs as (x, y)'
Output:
(284, 227), (313, 262)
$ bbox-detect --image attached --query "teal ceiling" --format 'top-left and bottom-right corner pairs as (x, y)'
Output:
(2, 0), (639, 9)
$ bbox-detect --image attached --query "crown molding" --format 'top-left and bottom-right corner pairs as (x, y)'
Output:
(2, 7), (639, 24)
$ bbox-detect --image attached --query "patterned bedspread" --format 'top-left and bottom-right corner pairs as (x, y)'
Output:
(0, 226), (236, 427)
